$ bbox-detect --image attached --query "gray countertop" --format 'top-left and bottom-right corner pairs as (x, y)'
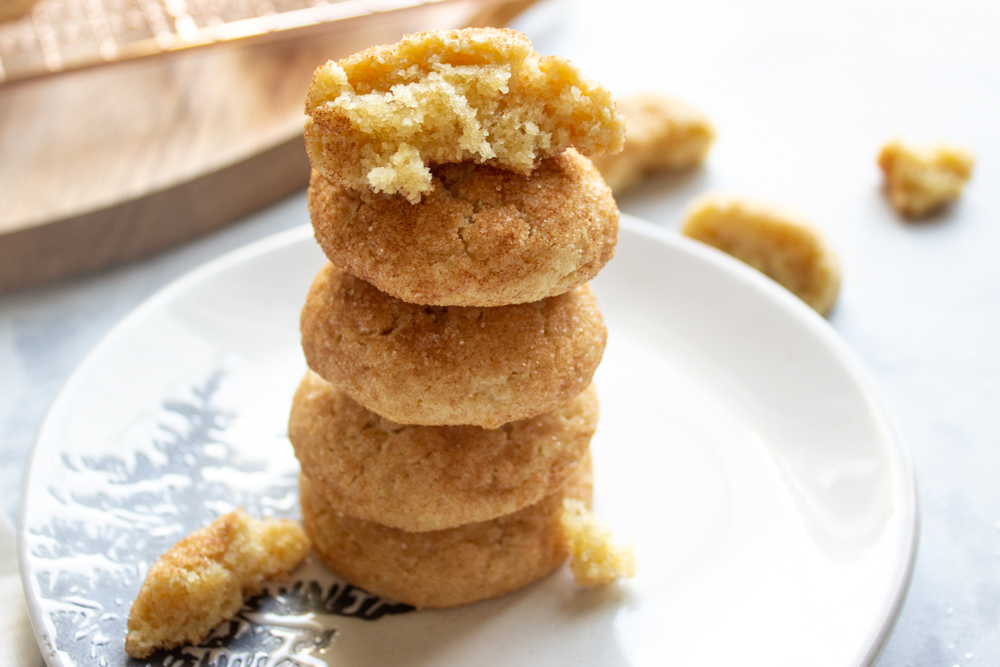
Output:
(3, 0), (999, 664)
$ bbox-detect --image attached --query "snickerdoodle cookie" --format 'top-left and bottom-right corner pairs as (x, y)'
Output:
(125, 511), (310, 658)
(300, 264), (606, 428)
(289, 370), (598, 531)
(304, 28), (625, 203)
(681, 194), (841, 315)
(308, 148), (618, 307)
(299, 456), (592, 608)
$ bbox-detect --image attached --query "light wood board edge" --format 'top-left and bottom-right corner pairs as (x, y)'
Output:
(0, 135), (310, 292)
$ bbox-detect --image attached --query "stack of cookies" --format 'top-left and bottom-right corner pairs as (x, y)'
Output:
(289, 28), (627, 608)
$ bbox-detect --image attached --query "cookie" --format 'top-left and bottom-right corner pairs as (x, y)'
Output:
(300, 264), (606, 428)
(299, 455), (593, 608)
(304, 28), (625, 203)
(308, 148), (619, 307)
(125, 511), (310, 658)
(878, 139), (974, 219)
(289, 370), (598, 531)
(590, 93), (715, 194)
(681, 194), (841, 315)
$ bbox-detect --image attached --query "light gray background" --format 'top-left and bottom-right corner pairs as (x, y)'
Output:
(2, 0), (998, 664)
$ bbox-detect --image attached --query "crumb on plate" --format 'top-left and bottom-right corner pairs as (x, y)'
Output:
(125, 509), (310, 658)
(877, 139), (974, 219)
(590, 93), (715, 194)
(561, 498), (636, 587)
(681, 194), (841, 316)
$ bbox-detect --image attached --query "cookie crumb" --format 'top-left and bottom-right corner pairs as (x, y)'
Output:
(561, 498), (636, 586)
(681, 194), (841, 315)
(590, 93), (715, 194)
(125, 510), (310, 658)
(878, 139), (974, 219)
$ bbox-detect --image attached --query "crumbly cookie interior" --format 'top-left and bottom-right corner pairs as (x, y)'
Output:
(560, 498), (636, 586)
(305, 28), (625, 202)
(878, 139), (974, 219)
(125, 511), (310, 658)
(681, 194), (841, 315)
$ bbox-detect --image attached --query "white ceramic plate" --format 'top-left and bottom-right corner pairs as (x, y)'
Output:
(20, 216), (917, 667)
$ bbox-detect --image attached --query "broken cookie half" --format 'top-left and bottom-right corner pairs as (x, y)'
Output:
(125, 510), (310, 659)
(304, 27), (626, 203)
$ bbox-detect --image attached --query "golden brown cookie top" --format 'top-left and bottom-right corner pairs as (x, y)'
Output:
(300, 264), (607, 428)
(308, 148), (618, 307)
(305, 28), (625, 202)
(299, 454), (592, 609)
(290, 371), (597, 531)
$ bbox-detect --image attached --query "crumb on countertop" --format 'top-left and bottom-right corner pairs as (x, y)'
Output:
(125, 509), (310, 658)
(590, 93), (715, 194)
(877, 139), (974, 219)
(561, 498), (636, 587)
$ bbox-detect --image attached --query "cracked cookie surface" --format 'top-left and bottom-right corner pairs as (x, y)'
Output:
(304, 27), (625, 203)
(299, 455), (592, 608)
(300, 264), (606, 428)
(289, 371), (597, 532)
(308, 148), (618, 307)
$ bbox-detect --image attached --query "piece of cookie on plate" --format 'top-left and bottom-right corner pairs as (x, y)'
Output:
(125, 510), (309, 658)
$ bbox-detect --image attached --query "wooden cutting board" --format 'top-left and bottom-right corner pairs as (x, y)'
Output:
(0, 0), (536, 292)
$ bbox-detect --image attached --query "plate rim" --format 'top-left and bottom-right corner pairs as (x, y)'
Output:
(18, 215), (918, 667)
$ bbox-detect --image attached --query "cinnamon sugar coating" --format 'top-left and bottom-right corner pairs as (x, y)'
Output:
(308, 148), (618, 307)
(299, 456), (592, 608)
(289, 371), (598, 531)
(300, 264), (606, 428)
